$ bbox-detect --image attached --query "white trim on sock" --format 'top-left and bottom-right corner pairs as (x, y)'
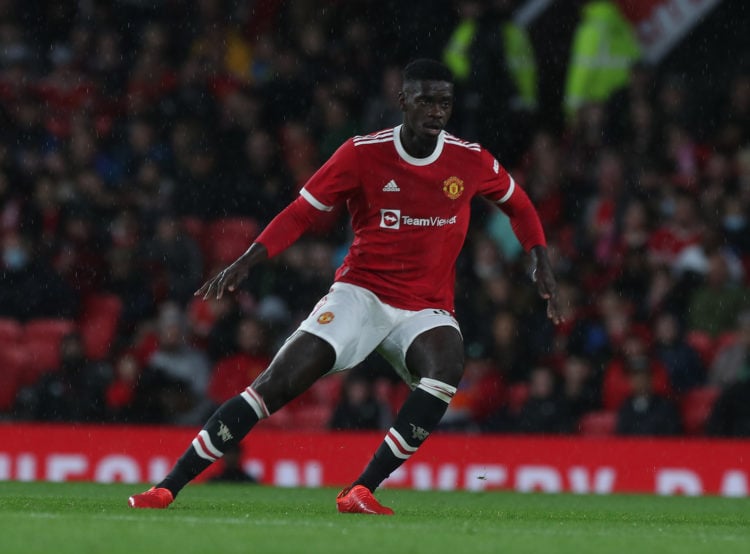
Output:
(192, 431), (222, 462)
(417, 377), (456, 404)
(240, 386), (270, 419)
(384, 427), (418, 460)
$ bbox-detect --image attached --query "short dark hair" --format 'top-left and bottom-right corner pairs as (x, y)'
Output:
(402, 58), (454, 84)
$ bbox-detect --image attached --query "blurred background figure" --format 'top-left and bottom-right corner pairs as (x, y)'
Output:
(132, 302), (212, 425)
(209, 442), (258, 484)
(517, 365), (573, 434)
(208, 316), (272, 407)
(652, 311), (706, 393)
(443, 0), (538, 166)
(563, 1), (640, 121)
(329, 369), (391, 431)
(710, 310), (750, 388)
(18, 332), (111, 422)
(615, 355), (681, 436)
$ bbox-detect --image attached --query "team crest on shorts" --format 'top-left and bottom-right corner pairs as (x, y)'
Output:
(442, 176), (464, 200)
(317, 311), (335, 324)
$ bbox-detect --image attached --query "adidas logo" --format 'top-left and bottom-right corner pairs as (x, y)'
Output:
(382, 180), (401, 192)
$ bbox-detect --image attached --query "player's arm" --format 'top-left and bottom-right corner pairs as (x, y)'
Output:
(479, 152), (562, 323)
(195, 197), (320, 299)
(498, 184), (561, 324)
(196, 140), (359, 300)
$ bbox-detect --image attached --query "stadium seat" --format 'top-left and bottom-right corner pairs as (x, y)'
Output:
(204, 217), (259, 266)
(0, 346), (29, 411)
(506, 383), (530, 416)
(309, 373), (344, 408)
(181, 216), (206, 245)
(680, 386), (721, 435)
(21, 319), (76, 383)
(0, 318), (22, 345)
(79, 294), (123, 360)
(255, 406), (294, 430)
(385, 382), (411, 416)
(24, 318), (77, 344)
(22, 338), (61, 385)
(685, 330), (717, 367)
(289, 404), (333, 431)
(578, 411), (618, 436)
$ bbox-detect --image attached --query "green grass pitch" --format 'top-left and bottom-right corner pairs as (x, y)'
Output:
(1, 482), (748, 554)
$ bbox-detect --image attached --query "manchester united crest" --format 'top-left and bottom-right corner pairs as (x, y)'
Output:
(442, 176), (464, 200)
(317, 311), (335, 324)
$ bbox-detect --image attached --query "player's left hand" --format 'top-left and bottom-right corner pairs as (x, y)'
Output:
(195, 243), (268, 300)
(530, 246), (563, 325)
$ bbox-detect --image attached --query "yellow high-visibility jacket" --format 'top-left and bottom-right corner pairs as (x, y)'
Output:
(563, 1), (641, 118)
(443, 17), (538, 110)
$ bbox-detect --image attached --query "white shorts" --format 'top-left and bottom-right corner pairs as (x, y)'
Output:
(294, 282), (461, 387)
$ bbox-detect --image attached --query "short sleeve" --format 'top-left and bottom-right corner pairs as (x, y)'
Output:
(476, 148), (516, 206)
(300, 139), (360, 212)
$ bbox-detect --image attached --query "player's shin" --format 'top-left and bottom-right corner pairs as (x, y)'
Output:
(353, 377), (456, 492)
(157, 386), (269, 497)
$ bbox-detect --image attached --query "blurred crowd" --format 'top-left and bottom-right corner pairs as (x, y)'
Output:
(0, 0), (749, 438)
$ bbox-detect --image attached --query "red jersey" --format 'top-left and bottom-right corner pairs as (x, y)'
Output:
(257, 125), (545, 312)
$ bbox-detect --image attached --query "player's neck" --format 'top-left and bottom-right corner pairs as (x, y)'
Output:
(398, 125), (439, 159)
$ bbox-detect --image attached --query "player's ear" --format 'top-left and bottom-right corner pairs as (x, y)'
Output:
(398, 90), (406, 111)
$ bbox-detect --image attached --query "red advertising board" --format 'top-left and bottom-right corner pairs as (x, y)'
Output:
(1, 423), (748, 497)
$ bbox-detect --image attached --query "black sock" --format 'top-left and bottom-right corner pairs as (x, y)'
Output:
(353, 378), (455, 492)
(157, 392), (264, 497)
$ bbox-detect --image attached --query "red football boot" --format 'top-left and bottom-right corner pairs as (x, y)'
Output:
(128, 487), (174, 509)
(336, 485), (394, 515)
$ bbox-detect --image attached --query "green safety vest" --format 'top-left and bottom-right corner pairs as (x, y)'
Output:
(443, 18), (538, 110)
(564, 1), (641, 117)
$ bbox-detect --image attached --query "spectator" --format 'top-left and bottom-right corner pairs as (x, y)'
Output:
(517, 366), (573, 434)
(706, 374), (750, 437)
(208, 317), (272, 406)
(143, 213), (203, 303)
(105, 350), (141, 422)
(0, 233), (78, 320)
(652, 311), (706, 393)
(133, 303), (212, 425)
(361, 64), (403, 132)
(441, 355), (505, 431)
(329, 370), (391, 431)
(488, 309), (536, 383)
(710, 310), (750, 387)
(229, 128), (295, 223)
(209, 443), (258, 483)
(443, 0), (538, 165)
(102, 245), (155, 335)
(561, 355), (600, 421)
(602, 332), (672, 412)
(687, 251), (750, 337)
(615, 355), (681, 436)
(19, 332), (111, 422)
(563, 1), (640, 120)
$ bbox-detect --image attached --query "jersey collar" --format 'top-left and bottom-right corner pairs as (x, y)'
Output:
(393, 124), (445, 166)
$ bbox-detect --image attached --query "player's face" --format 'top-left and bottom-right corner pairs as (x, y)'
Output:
(399, 80), (454, 139)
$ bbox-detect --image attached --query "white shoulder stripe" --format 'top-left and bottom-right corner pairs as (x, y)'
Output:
(353, 129), (394, 142)
(352, 136), (394, 146)
(444, 133), (481, 148)
(300, 188), (333, 212)
(496, 176), (516, 204)
(444, 138), (481, 151)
